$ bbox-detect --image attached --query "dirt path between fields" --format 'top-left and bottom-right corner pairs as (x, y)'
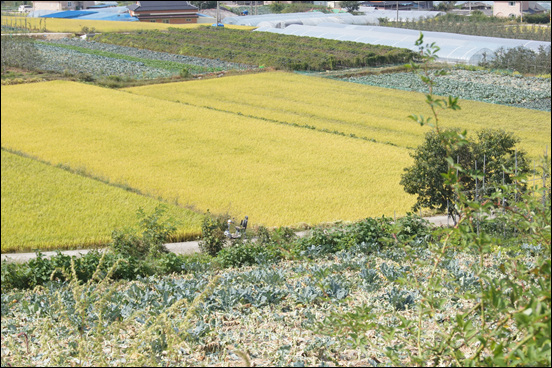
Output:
(1, 216), (452, 263)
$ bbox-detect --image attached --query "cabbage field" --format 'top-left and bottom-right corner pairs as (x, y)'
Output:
(1, 240), (544, 366)
(333, 69), (551, 111)
(33, 39), (255, 79)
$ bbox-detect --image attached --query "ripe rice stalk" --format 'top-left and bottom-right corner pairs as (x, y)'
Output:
(1, 80), (416, 230)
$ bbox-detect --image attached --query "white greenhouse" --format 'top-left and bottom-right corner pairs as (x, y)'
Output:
(223, 10), (443, 28)
(254, 24), (551, 65)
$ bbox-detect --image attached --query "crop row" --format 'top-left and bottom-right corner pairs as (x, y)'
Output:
(44, 38), (254, 74)
(34, 42), (176, 79)
(1, 80), (415, 229)
(379, 16), (551, 42)
(92, 27), (415, 71)
(1, 150), (203, 253)
(333, 68), (551, 111)
(125, 72), (551, 158)
(1, 239), (540, 366)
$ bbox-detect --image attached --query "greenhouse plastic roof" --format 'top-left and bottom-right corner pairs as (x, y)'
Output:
(223, 10), (443, 27)
(254, 24), (551, 65)
(40, 10), (97, 19)
(36, 7), (139, 22)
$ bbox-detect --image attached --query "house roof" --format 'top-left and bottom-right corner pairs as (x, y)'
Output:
(128, 1), (198, 12)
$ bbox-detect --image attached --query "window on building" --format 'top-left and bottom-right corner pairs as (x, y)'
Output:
(162, 19), (170, 23)
(186, 18), (191, 22)
(509, 1), (516, 6)
(150, 19), (156, 22)
(67, 1), (72, 6)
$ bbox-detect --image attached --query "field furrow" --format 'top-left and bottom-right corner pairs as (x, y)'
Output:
(125, 72), (551, 158)
(1, 150), (203, 252)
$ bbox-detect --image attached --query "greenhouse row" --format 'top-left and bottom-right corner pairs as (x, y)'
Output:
(223, 10), (444, 28)
(254, 23), (551, 65)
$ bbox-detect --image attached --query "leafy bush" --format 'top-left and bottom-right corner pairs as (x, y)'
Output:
(198, 210), (229, 256)
(480, 45), (551, 75)
(216, 241), (265, 268)
(109, 205), (177, 259)
(400, 128), (529, 218)
(395, 213), (433, 243)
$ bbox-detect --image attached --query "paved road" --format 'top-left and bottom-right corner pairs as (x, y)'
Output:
(1, 216), (453, 263)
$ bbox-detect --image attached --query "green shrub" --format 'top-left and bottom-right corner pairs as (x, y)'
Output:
(109, 205), (177, 259)
(216, 241), (264, 268)
(198, 210), (229, 256)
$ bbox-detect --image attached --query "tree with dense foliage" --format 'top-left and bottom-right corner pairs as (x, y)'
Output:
(340, 1), (360, 13)
(189, 1), (217, 10)
(400, 128), (529, 217)
(435, 1), (457, 11)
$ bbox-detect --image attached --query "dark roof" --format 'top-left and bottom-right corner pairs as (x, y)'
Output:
(128, 1), (198, 12)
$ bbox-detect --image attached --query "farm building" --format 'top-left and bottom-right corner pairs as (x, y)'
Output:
(32, 1), (96, 11)
(128, 1), (199, 24)
(493, 1), (549, 18)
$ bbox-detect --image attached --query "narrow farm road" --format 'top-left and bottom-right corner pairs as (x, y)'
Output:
(1, 215), (452, 263)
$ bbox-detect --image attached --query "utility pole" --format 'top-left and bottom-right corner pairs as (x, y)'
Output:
(216, 1), (220, 25)
(396, 1), (399, 22)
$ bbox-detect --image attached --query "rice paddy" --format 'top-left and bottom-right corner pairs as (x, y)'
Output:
(126, 72), (551, 158)
(2, 71), (549, 251)
(1, 150), (203, 253)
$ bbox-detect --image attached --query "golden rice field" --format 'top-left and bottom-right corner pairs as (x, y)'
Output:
(1, 80), (415, 236)
(2, 72), (549, 251)
(1, 150), (203, 253)
(1, 16), (254, 33)
(125, 72), (551, 159)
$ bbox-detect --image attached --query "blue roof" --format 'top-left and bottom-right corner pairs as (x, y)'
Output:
(78, 12), (139, 21)
(37, 7), (139, 22)
(41, 10), (97, 19)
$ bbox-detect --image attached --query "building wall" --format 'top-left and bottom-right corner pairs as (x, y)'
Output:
(139, 17), (198, 24)
(493, 1), (530, 18)
(32, 1), (64, 10)
(33, 1), (96, 11)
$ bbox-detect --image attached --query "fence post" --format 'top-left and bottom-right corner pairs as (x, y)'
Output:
(483, 154), (486, 199)
(475, 160), (478, 201)
(502, 170), (506, 238)
(544, 146), (549, 210)
(515, 148), (518, 203)
(447, 199), (450, 226)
